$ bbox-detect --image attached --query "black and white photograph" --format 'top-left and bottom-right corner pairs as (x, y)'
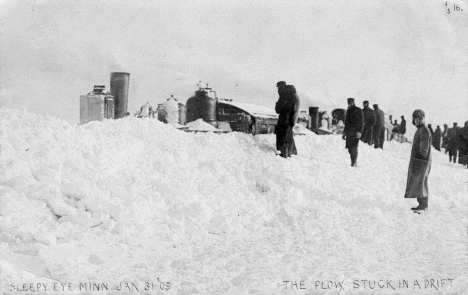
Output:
(1, 0), (468, 294)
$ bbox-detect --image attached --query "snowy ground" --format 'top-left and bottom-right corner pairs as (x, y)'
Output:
(0, 109), (467, 295)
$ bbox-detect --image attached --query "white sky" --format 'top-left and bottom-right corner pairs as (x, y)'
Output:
(1, 0), (467, 131)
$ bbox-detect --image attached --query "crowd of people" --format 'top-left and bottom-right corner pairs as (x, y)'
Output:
(273, 82), (467, 213)
(432, 122), (468, 166)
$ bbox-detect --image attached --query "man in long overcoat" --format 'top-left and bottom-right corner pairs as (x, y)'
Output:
(275, 81), (288, 152)
(433, 125), (442, 151)
(361, 101), (375, 145)
(343, 98), (364, 167)
(400, 116), (407, 135)
(276, 83), (300, 158)
(447, 123), (460, 163)
(404, 110), (432, 212)
(373, 104), (385, 149)
(442, 124), (449, 152)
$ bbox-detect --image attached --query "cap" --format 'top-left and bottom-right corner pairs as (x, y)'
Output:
(363, 100), (369, 104)
(373, 104), (378, 108)
(347, 98), (355, 102)
(412, 109), (425, 119)
(276, 81), (286, 87)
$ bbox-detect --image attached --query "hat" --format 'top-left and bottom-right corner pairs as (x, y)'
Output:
(412, 109), (425, 119)
(363, 100), (369, 104)
(373, 104), (378, 108)
(347, 98), (355, 103)
(276, 81), (286, 87)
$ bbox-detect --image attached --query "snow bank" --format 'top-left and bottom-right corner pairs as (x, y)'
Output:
(1, 109), (467, 294)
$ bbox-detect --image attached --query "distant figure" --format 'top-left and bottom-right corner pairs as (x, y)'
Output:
(404, 109), (432, 213)
(391, 120), (400, 141)
(343, 98), (364, 167)
(276, 84), (300, 158)
(400, 116), (407, 135)
(458, 121), (468, 168)
(433, 126), (442, 151)
(137, 102), (153, 118)
(275, 81), (288, 152)
(373, 104), (385, 149)
(398, 115), (407, 142)
(361, 100), (375, 145)
(442, 124), (449, 152)
(447, 123), (460, 163)
(428, 124), (434, 145)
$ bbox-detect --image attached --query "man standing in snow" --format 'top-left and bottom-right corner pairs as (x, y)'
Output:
(447, 123), (460, 163)
(404, 110), (432, 212)
(361, 101), (375, 145)
(399, 115), (407, 142)
(442, 124), (449, 152)
(277, 85), (300, 158)
(400, 116), (407, 135)
(373, 104), (385, 149)
(343, 98), (364, 167)
(275, 81), (288, 152)
(433, 125), (442, 151)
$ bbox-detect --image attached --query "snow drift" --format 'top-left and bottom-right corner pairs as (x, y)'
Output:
(0, 109), (467, 294)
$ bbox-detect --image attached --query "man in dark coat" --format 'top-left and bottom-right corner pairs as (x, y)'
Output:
(458, 121), (468, 167)
(404, 109), (432, 212)
(400, 116), (407, 135)
(442, 124), (449, 152)
(447, 123), (459, 162)
(275, 81), (288, 152)
(373, 104), (385, 149)
(343, 98), (364, 167)
(361, 100), (375, 145)
(276, 84), (300, 158)
(433, 125), (442, 151)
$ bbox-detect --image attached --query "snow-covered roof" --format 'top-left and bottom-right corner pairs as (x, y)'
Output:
(219, 100), (278, 119)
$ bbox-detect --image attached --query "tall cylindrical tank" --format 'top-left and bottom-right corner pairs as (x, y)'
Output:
(309, 107), (319, 130)
(186, 90), (218, 127)
(178, 103), (187, 125)
(110, 72), (130, 119)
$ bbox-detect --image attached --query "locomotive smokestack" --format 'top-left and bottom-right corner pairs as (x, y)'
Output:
(110, 72), (130, 119)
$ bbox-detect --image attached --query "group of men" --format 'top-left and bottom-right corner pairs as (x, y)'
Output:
(273, 86), (435, 213)
(337, 102), (433, 213)
(341, 98), (391, 167)
(389, 115), (407, 141)
(428, 122), (468, 167)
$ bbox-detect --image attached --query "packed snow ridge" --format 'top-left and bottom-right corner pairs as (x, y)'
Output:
(0, 109), (467, 294)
